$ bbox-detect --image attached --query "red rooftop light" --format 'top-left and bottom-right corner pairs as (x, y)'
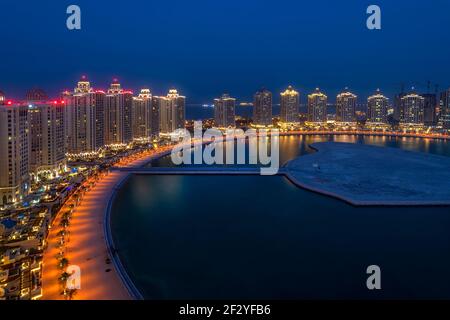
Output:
(7, 100), (12, 105)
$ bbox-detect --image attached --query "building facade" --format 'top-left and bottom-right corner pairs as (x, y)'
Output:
(214, 94), (236, 128)
(0, 104), (30, 206)
(367, 89), (389, 124)
(29, 101), (66, 178)
(104, 79), (133, 145)
(253, 89), (272, 126)
(157, 89), (186, 134)
(307, 88), (327, 123)
(336, 89), (357, 123)
(64, 77), (105, 154)
(439, 89), (450, 130)
(280, 86), (300, 123)
(422, 93), (437, 126)
(400, 92), (425, 125)
(132, 89), (153, 141)
(150, 98), (160, 137)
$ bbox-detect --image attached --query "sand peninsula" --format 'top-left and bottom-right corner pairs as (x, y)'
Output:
(285, 142), (450, 206)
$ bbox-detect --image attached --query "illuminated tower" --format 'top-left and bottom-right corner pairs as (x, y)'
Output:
(336, 88), (357, 123)
(132, 89), (155, 141)
(253, 88), (272, 126)
(422, 93), (437, 126)
(214, 93), (236, 128)
(307, 88), (327, 123)
(29, 100), (66, 178)
(280, 86), (300, 123)
(150, 97), (160, 138)
(157, 89), (186, 134)
(104, 79), (133, 145)
(64, 76), (105, 154)
(438, 88), (450, 130)
(367, 89), (389, 124)
(0, 103), (30, 206)
(400, 91), (425, 124)
(0, 90), (5, 105)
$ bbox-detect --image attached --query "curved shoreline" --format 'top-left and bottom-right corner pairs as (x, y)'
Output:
(285, 142), (450, 206)
(103, 148), (175, 300)
(100, 135), (450, 300)
(103, 173), (143, 300)
(42, 171), (132, 300)
(278, 130), (450, 141)
(41, 147), (175, 300)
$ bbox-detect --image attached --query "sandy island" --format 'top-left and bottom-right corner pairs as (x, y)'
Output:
(285, 142), (450, 206)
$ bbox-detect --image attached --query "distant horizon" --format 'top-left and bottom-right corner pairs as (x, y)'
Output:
(1, 76), (446, 105)
(1, 1), (450, 103)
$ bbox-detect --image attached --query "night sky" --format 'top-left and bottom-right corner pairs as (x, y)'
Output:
(1, 0), (449, 103)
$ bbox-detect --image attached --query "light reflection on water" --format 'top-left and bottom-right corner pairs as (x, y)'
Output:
(148, 135), (450, 167)
(112, 135), (450, 299)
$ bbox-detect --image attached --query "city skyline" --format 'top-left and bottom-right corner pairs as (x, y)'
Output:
(1, 1), (450, 102)
(2, 0), (450, 305)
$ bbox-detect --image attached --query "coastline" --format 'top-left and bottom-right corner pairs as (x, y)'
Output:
(41, 147), (174, 300)
(102, 148), (175, 300)
(43, 135), (450, 300)
(285, 142), (450, 206)
(41, 171), (132, 300)
(103, 173), (143, 299)
(278, 130), (450, 141)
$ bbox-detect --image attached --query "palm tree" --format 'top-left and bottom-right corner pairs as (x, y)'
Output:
(60, 218), (70, 228)
(58, 257), (69, 269)
(56, 230), (66, 238)
(66, 289), (77, 300)
(59, 271), (70, 283)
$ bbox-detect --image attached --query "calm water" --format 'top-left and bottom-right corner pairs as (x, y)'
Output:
(111, 135), (450, 299)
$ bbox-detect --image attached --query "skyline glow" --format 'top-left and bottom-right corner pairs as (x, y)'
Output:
(1, 0), (450, 102)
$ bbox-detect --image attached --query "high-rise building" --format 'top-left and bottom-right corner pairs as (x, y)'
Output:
(132, 89), (154, 141)
(150, 98), (160, 138)
(0, 90), (5, 105)
(280, 86), (300, 123)
(438, 89), (450, 130)
(104, 79), (133, 145)
(64, 76), (105, 154)
(367, 89), (389, 124)
(400, 92), (425, 125)
(253, 88), (272, 126)
(29, 101), (66, 178)
(336, 89), (357, 123)
(157, 89), (186, 134)
(214, 94), (236, 128)
(422, 93), (437, 126)
(307, 88), (327, 123)
(0, 103), (30, 206)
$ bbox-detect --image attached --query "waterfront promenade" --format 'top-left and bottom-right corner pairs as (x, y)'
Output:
(42, 146), (173, 300)
(41, 133), (450, 300)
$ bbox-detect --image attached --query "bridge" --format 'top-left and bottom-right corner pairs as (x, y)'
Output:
(111, 166), (287, 175)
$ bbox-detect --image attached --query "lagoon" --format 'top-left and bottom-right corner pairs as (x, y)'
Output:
(111, 135), (450, 299)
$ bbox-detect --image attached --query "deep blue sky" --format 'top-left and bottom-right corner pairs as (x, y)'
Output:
(1, 0), (449, 103)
